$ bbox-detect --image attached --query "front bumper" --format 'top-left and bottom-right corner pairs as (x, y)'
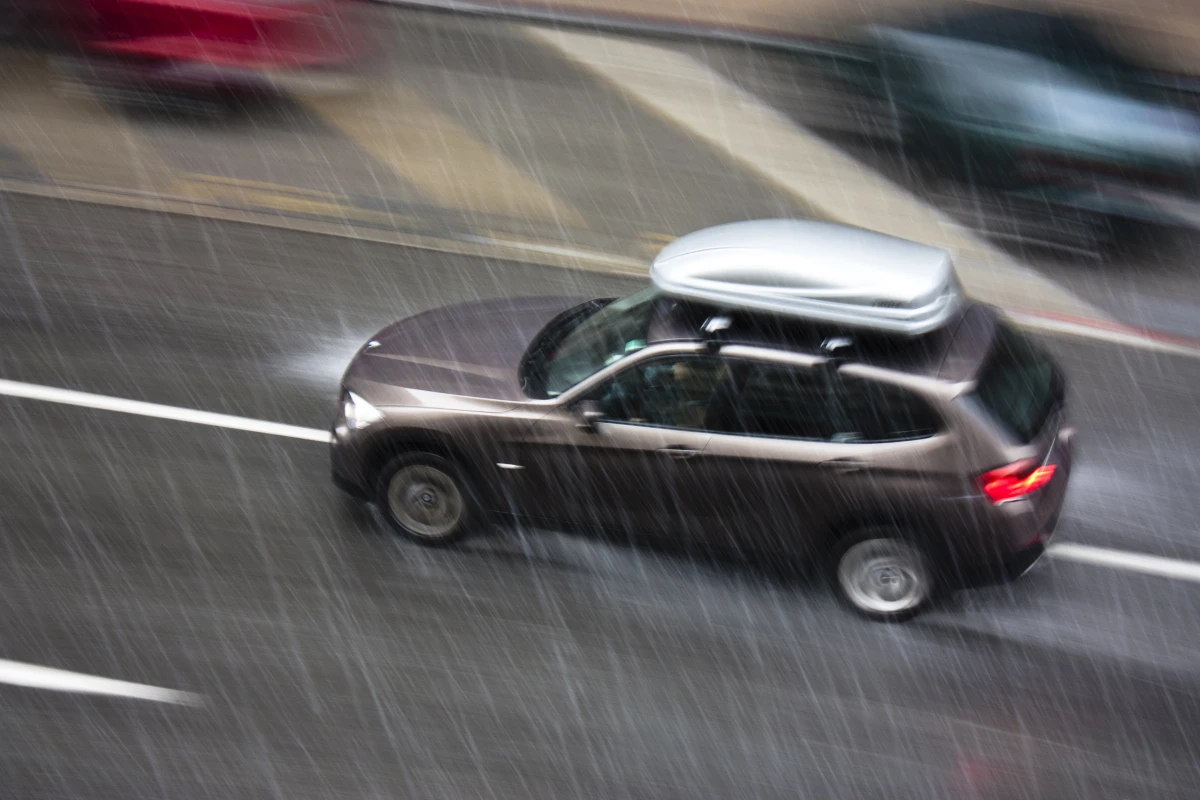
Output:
(329, 394), (373, 500)
(331, 461), (370, 500)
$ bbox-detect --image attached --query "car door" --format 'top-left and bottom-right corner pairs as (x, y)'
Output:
(699, 357), (952, 559)
(825, 368), (956, 530)
(508, 354), (732, 538)
(696, 357), (852, 556)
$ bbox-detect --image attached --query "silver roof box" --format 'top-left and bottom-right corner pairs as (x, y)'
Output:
(650, 220), (964, 336)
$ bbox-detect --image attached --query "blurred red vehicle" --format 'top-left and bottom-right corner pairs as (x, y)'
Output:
(53, 0), (370, 99)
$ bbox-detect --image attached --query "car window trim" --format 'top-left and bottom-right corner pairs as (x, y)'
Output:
(718, 353), (838, 442)
(717, 353), (945, 444)
(587, 418), (718, 435)
(719, 345), (827, 370)
(572, 350), (734, 433)
(829, 368), (946, 441)
(837, 361), (952, 397)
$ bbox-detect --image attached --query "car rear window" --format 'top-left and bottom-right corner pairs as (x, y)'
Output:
(971, 323), (1063, 444)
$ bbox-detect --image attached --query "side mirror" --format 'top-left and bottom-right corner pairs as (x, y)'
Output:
(574, 399), (605, 432)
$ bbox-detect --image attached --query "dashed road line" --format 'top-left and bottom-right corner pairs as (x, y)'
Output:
(1049, 543), (1200, 584)
(171, 176), (409, 227)
(177, 173), (349, 198)
(3, 376), (1200, 590)
(0, 659), (204, 706)
(0, 378), (331, 443)
(1008, 310), (1200, 359)
(0, 177), (648, 275)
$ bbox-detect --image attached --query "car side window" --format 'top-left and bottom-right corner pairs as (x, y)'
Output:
(589, 356), (734, 432)
(832, 375), (941, 443)
(731, 361), (838, 441)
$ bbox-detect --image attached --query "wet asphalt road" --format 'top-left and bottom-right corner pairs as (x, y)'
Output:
(2, 194), (1200, 798)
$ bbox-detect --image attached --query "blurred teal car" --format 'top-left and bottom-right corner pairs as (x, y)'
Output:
(836, 9), (1200, 230)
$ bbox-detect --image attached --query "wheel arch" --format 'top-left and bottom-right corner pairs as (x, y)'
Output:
(362, 428), (496, 505)
(821, 508), (958, 572)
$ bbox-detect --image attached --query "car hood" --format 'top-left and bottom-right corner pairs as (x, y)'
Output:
(343, 295), (591, 407)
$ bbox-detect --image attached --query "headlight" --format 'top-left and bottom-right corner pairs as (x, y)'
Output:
(342, 390), (384, 430)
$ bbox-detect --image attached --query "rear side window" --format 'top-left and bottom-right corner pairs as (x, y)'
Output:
(734, 363), (836, 440)
(729, 363), (940, 443)
(971, 323), (1063, 443)
(833, 376), (941, 443)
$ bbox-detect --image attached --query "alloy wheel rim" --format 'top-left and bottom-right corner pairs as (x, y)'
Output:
(387, 465), (464, 539)
(838, 539), (930, 615)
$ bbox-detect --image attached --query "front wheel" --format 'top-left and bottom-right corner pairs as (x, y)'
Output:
(832, 532), (935, 622)
(376, 453), (476, 546)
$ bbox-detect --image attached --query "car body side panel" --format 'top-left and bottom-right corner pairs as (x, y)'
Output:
(507, 410), (714, 535)
(697, 432), (968, 559)
(330, 405), (545, 510)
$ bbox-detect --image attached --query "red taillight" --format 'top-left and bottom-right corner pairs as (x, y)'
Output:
(980, 460), (1057, 504)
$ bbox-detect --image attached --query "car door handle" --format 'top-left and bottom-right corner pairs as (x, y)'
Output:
(820, 459), (869, 474)
(657, 446), (703, 460)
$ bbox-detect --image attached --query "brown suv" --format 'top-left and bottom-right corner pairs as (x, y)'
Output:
(331, 284), (1073, 621)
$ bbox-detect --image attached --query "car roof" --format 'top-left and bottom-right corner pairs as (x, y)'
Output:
(651, 220), (961, 336)
(644, 295), (1000, 383)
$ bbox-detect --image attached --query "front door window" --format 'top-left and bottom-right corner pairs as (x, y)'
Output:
(590, 355), (733, 432)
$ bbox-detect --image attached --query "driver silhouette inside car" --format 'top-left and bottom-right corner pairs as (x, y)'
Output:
(599, 360), (728, 430)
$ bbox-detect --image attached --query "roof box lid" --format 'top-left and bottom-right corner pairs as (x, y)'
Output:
(650, 220), (963, 336)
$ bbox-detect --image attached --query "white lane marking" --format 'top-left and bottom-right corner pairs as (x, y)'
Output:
(3, 385), (1199, 590)
(1049, 543), (1200, 584)
(0, 659), (204, 706)
(0, 378), (331, 443)
(461, 235), (646, 271)
(1009, 313), (1200, 359)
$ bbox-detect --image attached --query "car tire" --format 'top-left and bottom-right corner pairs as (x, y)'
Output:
(376, 453), (477, 547)
(831, 529), (936, 622)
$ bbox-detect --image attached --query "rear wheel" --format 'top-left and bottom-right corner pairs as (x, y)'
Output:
(832, 531), (935, 622)
(376, 453), (476, 546)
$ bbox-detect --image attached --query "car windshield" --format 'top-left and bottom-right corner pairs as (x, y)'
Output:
(541, 288), (659, 397)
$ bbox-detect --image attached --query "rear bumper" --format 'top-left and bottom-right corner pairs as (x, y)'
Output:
(1004, 538), (1048, 580)
(59, 54), (364, 97)
(949, 513), (1059, 589)
(947, 423), (1073, 587)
